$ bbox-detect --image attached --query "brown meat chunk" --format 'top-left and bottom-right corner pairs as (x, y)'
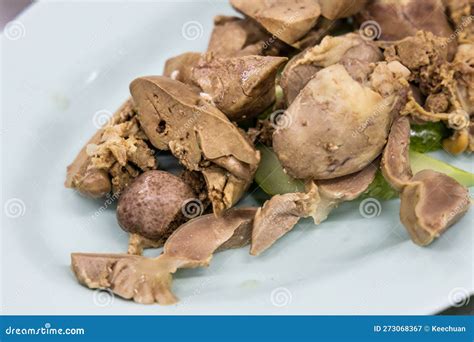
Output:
(395, 40), (473, 154)
(381, 116), (412, 191)
(130, 76), (260, 214)
(382, 31), (449, 95)
(425, 92), (450, 113)
(444, 0), (473, 44)
(251, 183), (318, 256)
(358, 0), (456, 59)
(71, 208), (257, 305)
(180, 170), (209, 205)
(290, 17), (339, 50)
(163, 52), (202, 86)
(380, 114), (470, 246)
(251, 162), (378, 256)
(280, 33), (382, 105)
(314, 160), (378, 223)
(65, 99), (157, 197)
(230, 0), (321, 45)
(319, 0), (367, 19)
(274, 61), (409, 180)
(71, 253), (140, 289)
(279, 50), (322, 106)
(400, 170), (470, 246)
(117, 170), (195, 241)
(207, 15), (277, 57)
(386, 36), (471, 153)
(453, 44), (474, 115)
(192, 54), (287, 122)
(247, 119), (275, 147)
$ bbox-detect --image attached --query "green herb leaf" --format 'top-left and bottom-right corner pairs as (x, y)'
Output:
(360, 170), (398, 200)
(410, 121), (450, 153)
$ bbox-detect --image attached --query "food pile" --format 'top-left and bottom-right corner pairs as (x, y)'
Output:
(66, 0), (474, 305)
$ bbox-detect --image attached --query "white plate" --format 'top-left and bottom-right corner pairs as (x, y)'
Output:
(1, 0), (473, 315)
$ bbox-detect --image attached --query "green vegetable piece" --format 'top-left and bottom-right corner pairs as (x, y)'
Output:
(256, 146), (474, 200)
(360, 171), (398, 200)
(410, 150), (474, 187)
(255, 145), (305, 195)
(410, 122), (450, 153)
